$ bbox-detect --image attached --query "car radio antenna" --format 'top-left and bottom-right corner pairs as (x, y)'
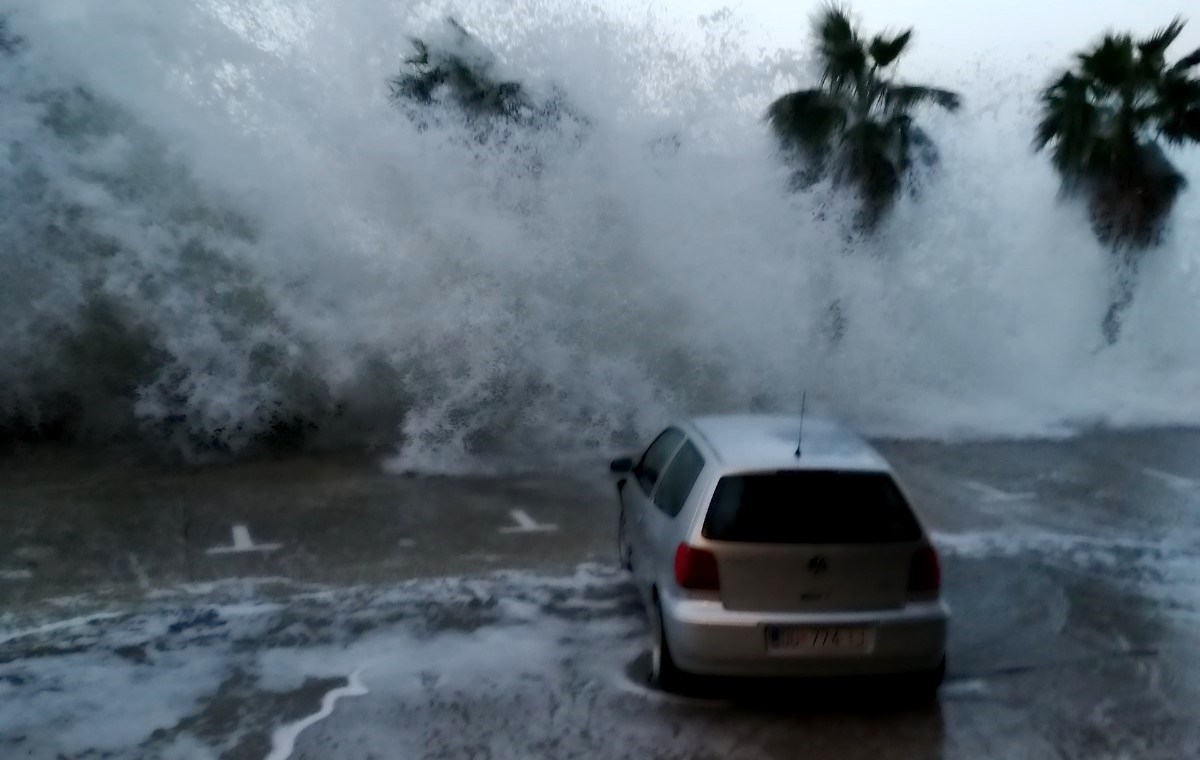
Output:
(795, 391), (806, 459)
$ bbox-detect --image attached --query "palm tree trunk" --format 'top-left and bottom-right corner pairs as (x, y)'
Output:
(817, 230), (859, 348)
(1100, 247), (1140, 345)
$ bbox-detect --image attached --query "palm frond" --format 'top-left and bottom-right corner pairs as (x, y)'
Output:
(1139, 17), (1185, 60)
(766, 89), (848, 153)
(868, 29), (912, 68)
(885, 84), (962, 112)
(1034, 72), (1101, 178)
(1078, 34), (1136, 93)
(388, 19), (541, 127)
(813, 5), (866, 91)
(447, 17), (471, 38)
(389, 40), (444, 105)
(1162, 110), (1200, 143)
(908, 125), (940, 169)
(1174, 45), (1200, 71)
(836, 119), (903, 227)
(1158, 71), (1200, 142)
(1165, 106), (1200, 147)
(1039, 20), (1200, 250)
(814, 5), (856, 49)
(770, 7), (958, 228)
(405, 38), (430, 67)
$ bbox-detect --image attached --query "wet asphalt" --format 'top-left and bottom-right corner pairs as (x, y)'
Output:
(1, 429), (1199, 759)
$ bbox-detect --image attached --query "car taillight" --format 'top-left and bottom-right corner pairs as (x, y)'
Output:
(908, 546), (941, 593)
(674, 543), (720, 591)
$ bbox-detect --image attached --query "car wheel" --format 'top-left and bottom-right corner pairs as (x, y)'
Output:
(911, 657), (946, 702)
(650, 598), (686, 693)
(617, 509), (633, 571)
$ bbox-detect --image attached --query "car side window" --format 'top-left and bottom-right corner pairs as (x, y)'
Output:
(653, 440), (705, 518)
(635, 428), (685, 496)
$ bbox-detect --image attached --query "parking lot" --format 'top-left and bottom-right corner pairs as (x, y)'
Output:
(3, 430), (1200, 759)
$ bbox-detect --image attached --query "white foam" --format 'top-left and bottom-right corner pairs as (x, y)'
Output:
(0, 644), (230, 753)
(0, 0), (1198, 469)
(933, 527), (1200, 622)
(932, 529), (1184, 559)
(3, 558), (1198, 756)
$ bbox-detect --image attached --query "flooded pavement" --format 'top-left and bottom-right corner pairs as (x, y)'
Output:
(2, 429), (1200, 759)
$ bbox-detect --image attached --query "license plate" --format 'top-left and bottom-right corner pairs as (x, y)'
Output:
(765, 625), (875, 655)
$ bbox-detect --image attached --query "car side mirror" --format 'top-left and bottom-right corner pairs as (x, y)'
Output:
(610, 457), (634, 474)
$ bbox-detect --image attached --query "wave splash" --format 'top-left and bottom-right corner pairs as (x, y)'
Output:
(1, 0), (1198, 469)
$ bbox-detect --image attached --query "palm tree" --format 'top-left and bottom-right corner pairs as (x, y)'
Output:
(1035, 19), (1200, 343)
(389, 18), (583, 136)
(390, 18), (528, 127)
(767, 6), (962, 229)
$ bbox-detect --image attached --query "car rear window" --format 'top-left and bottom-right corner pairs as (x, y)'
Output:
(653, 440), (705, 517)
(636, 428), (685, 495)
(702, 470), (922, 544)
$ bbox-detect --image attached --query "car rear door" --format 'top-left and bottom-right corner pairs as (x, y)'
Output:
(621, 428), (684, 589)
(699, 469), (923, 613)
(644, 438), (707, 589)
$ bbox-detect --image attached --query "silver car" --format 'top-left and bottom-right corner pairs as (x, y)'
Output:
(611, 414), (948, 693)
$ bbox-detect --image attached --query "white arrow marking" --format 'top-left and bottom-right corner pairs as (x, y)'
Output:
(206, 524), (282, 555)
(127, 553), (151, 592)
(1, 569), (32, 581)
(500, 509), (558, 534)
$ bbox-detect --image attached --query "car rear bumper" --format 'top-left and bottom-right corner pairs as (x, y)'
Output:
(661, 594), (948, 678)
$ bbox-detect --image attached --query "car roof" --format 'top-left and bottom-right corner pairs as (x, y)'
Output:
(681, 414), (891, 474)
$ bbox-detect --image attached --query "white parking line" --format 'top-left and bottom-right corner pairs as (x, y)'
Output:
(500, 509), (558, 534)
(265, 669), (369, 760)
(963, 480), (1035, 502)
(206, 524), (282, 555)
(1142, 467), (1196, 491)
(463, 553), (503, 563)
(1, 569), (33, 581)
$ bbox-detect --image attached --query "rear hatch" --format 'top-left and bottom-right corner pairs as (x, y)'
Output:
(701, 470), (924, 613)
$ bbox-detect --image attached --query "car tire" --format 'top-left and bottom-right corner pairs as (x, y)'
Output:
(617, 509), (633, 571)
(650, 597), (687, 693)
(911, 657), (946, 702)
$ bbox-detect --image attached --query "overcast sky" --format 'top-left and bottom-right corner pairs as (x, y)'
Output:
(636, 0), (1200, 63)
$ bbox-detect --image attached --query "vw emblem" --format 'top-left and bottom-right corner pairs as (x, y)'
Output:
(807, 555), (829, 575)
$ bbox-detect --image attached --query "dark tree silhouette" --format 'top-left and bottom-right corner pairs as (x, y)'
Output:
(389, 18), (584, 137)
(767, 6), (961, 230)
(1034, 18), (1200, 343)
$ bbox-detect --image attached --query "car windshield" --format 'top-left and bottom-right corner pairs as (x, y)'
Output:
(702, 470), (922, 544)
